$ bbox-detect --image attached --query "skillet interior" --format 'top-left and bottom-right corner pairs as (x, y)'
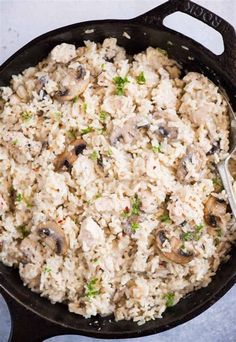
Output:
(0, 19), (236, 339)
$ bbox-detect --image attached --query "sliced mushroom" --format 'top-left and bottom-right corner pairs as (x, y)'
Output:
(110, 118), (139, 145)
(55, 67), (89, 101)
(54, 138), (86, 171)
(156, 229), (194, 264)
(156, 125), (178, 140)
(94, 154), (104, 177)
(204, 196), (227, 227)
(36, 221), (68, 255)
(15, 84), (29, 102)
(206, 140), (220, 156)
(176, 146), (206, 183)
(35, 75), (48, 93)
(0, 98), (5, 113)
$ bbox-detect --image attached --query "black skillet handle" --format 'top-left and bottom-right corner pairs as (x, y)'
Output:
(0, 286), (74, 342)
(132, 0), (236, 75)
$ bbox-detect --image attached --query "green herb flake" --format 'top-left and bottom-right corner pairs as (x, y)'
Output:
(152, 144), (162, 153)
(16, 225), (30, 238)
(212, 177), (223, 191)
(99, 111), (107, 121)
(130, 222), (139, 232)
(182, 232), (192, 241)
(12, 139), (18, 146)
(92, 258), (100, 264)
(54, 112), (62, 121)
(101, 63), (106, 71)
(216, 228), (222, 237)
(96, 128), (106, 135)
(157, 47), (168, 56)
(159, 214), (172, 223)
(16, 193), (23, 202)
(20, 111), (32, 122)
(73, 96), (79, 103)
(24, 197), (32, 208)
(82, 102), (87, 112)
(44, 266), (52, 273)
(80, 126), (94, 135)
(107, 148), (113, 156)
(214, 238), (220, 246)
(136, 72), (146, 85)
(67, 128), (77, 140)
(131, 195), (142, 215)
(193, 223), (204, 241)
(113, 76), (129, 96)
(95, 193), (101, 199)
(90, 151), (99, 160)
(85, 278), (100, 298)
(164, 293), (175, 307)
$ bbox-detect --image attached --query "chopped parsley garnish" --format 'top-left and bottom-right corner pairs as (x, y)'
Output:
(21, 111), (32, 122)
(73, 96), (79, 103)
(67, 128), (77, 140)
(182, 232), (192, 241)
(152, 144), (162, 153)
(212, 177), (223, 191)
(16, 193), (23, 202)
(99, 111), (107, 121)
(15, 193), (31, 207)
(182, 223), (204, 242)
(157, 47), (168, 56)
(82, 102), (87, 112)
(194, 223), (204, 240)
(107, 148), (113, 156)
(44, 266), (52, 273)
(131, 195), (142, 215)
(12, 139), (18, 145)
(80, 126), (94, 135)
(159, 214), (172, 223)
(164, 293), (175, 307)
(24, 197), (32, 208)
(92, 258), (100, 264)
(216, 228), (222, 237)
(113, 76), (129, 96)
(136, 72), (146, 85)
(85, 278), (100, 298)
(16, 225), (30, 238)
(101, 63), (106, 71)
(130, 222), (139, 232)
(96, 128), (106, 135)
(54, 112), (62, 121)
(90, 151), (99, 160)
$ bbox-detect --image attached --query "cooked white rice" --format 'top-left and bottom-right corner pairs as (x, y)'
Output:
(0, 38), (235, 324)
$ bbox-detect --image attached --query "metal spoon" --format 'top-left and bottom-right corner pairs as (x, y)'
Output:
(217, 88), (236, 218)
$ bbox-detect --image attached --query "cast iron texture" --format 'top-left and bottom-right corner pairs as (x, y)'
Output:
(0, 0), (236, 341)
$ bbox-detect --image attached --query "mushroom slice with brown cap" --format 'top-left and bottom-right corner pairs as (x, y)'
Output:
(156, 229), (194, 264)
(110, 118), (139, 145)
(176, 145), (206, 183)
(36, 221), (68, 255)
(55, 67), (89, 101)
(204, 196), (227, 227)
(157, 125), (178, 141)
(54, 138), (86, 172)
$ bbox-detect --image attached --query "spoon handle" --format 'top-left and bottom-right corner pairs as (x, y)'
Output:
(217, 159), (236, 218)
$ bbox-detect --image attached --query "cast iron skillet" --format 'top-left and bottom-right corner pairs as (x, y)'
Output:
(0, 0), (236, 341)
